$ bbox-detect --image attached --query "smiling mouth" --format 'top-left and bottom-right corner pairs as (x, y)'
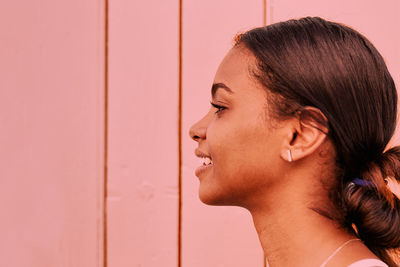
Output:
(202, 157), (213, 166)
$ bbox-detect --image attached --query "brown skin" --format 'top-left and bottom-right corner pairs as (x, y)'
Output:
(189, 46), (379, 266)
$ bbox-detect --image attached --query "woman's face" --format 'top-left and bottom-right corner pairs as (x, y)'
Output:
(189, 46), (288, 207)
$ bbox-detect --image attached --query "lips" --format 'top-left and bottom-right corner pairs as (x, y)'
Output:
(195, 163), (213, 177)
(194, 149), (213, 177)
(194, 149), (212, 159)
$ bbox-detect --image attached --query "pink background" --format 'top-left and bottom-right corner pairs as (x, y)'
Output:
(1, 0), (399, 266)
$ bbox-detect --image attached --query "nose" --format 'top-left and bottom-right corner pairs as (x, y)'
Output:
(189, 115), (208, 142)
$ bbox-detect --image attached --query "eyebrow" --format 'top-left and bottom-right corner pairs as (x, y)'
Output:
(211, 83), (234, 98)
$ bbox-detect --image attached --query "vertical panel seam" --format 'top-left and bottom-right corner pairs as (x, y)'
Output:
(178, 0), (183, 266)
(263, 0), (267, 26)
(104, 0), (109, 266)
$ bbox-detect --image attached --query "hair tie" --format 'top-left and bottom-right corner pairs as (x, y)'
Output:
(349, 177), (400, 200)
(350, 177), (374, 187)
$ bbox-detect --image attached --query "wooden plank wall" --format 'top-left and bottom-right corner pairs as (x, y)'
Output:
(0, 0), (105, 266)
(1, 0), (399, 267)
(107, 0), (179, 266)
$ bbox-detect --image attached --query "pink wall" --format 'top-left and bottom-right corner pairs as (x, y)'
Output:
(1, 0), (399, 267)
(0, 0), (105, 266)
(107, 0), (179, 266)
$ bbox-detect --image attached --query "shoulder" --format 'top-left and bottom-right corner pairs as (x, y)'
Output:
(346, 259), (388, 267)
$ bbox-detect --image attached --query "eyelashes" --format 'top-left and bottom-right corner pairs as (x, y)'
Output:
(210, 101), (226, 114)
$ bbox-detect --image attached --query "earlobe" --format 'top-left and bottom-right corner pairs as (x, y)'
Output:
(281, 107), (329, 162)
(287, 149), (293, 162)
(281, 148), (294, 162)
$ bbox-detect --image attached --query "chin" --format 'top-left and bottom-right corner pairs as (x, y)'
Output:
(198, 185), (242, 206)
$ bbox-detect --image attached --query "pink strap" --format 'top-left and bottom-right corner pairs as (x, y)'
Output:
(347, 259), (388, 267)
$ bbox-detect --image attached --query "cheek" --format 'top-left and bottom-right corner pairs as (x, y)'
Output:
(209, 120), (278, 181)
(210, 115), (270, 156)
(200, 123), (283, 205)
(204, 123), (245, 192)
(207, 122), (241, 166)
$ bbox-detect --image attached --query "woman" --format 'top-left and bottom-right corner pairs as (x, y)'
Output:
(189, 17), (400, 267)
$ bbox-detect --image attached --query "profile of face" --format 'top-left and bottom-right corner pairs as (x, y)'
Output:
(189, 46), (290, 208)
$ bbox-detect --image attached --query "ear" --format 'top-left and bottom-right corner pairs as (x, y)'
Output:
(280, 107), (329, 162)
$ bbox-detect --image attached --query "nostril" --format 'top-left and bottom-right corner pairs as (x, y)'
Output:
(189, 123), (206, 141)
(189, 127), (197, 139)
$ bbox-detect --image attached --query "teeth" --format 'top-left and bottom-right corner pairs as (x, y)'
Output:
(202, 157), (213, 166)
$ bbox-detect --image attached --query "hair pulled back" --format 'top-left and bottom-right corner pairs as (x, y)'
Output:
(235, 17), (400, 265)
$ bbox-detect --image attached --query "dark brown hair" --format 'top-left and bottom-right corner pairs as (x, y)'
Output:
(235, 17), (400, 266)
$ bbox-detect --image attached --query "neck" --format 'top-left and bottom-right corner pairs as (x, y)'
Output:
(248, 179), (356, 267)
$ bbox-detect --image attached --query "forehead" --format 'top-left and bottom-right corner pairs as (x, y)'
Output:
(213, 46), (265, 98)
(214, 46), (255, 82)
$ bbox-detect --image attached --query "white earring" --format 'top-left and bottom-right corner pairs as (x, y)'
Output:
(287, 149), (293, 162)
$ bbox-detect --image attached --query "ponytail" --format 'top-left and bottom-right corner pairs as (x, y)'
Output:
(342, 147), (400, 266)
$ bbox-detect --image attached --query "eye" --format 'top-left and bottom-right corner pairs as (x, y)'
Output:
(210, 101), (226, 114)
